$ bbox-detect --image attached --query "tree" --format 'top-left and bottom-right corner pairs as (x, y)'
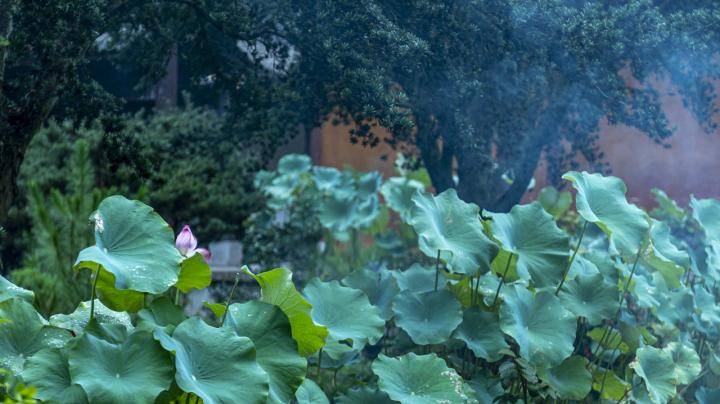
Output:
(274, 0), (720, 211)
(3, 0), (720, 219)
(0, 1), (124, 219)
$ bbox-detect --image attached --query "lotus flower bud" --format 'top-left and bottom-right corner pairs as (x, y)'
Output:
(196, 248), (212, 263)
(175, 225), (198, 256)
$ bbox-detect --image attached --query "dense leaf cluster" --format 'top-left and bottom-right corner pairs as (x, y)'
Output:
(2, 156), (720, 403)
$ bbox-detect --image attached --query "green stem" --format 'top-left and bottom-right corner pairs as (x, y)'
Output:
(317, 348), (323, 379)
(589, 245), (645, 367)
(174, 287), (181, 306)
(89, 266), (100, 322)
(599, 338), (625, 398)
(555, 220), (588, 295)
(492, 253), (514, 307)
(434, 249), (441, 291)
(221, 274), (241, 326)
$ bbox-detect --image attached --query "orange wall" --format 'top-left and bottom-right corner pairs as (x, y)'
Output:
(309, 79), (720, 209)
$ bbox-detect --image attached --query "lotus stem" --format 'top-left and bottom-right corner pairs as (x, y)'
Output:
(221, 273), (241, 326)
(317, 348), (323, 379)
(492, 253), (514, 307)
(89, 265), (100, 322)
(589, 244), (646, 367)
(434, 249), (441, 291)
(555, 220), (588, 295)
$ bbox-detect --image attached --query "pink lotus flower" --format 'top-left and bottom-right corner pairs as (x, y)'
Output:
(175, 225), (212, 263)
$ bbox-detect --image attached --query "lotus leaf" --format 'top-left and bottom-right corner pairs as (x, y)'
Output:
(409, 189), (498, 276)
(558, 273), (617, 325)
(0, 275), (33, 304)
(380, 177), (424, 221)
(175, 253), (212, 293)
(342, 266), (399, 320)
(563, 171), (649, 256)
(22, 348), (88, 403)
(485, 202), (569, 287)
(226, 301), (307, 403)
(499, 285), (575, 368)
(392, 263), (445, 293)
(452, 307), (509, 362)
(49, 299), (133, 335)
(74, 196), (183, 305)
(295, 378), (329, 404)
(158, 317), (269, 404)
(537, 356), (592, 400)
(372, 353), (477, 404)
(664, 342), (700, 385)
(244, 267), (328, 356)
(630, 346), (677, 404)
(392, 289), (462, 345)
(0, 298), (71, 373)
(691, 196), (720, 241)
(68, 330), (173, 403)
(304, 279), (384, 349)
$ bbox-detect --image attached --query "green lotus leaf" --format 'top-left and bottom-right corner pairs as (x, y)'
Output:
(651, 188), (685, 220)
(568, 255), (601, 278)
(336, 387), (394, 404)
(587, 327), (629, 353)
(318, 192), (357, 234)
(705, 239), (720, 281)
(664, 341), (700, 385)
(538, 186), (573, 218)
(452, 307), (509, 362)
(204, 302), (227, 319)
(244, 267), (328, 356)
(537, 356), (592, 400)
(467, 374), (503, 403)
(563, 171), (649, 257)
(354, 196), (381, 229)
(590, 365), (630, 401)
(653, 288), (694, 326)
(175, 253), (212, 293)
(68, 330), (173, 403)
(485, 202), (569, 287)
(318, 339), (358, 368)
(691, 196), (720, 241)
(137, 296), (186, 336)
(644, 220), (688, 288)
(619, 322), (656, 353)
(304, 279), (384, 349)
(499, 285), (575, 368)
(0, 274), (33, 304)
(226, 301), (307, 404)
(696, 387), (720, 404)
(373, 353), (477, 404)
(0, 298), (71, 373)
(265, 173), (299, 209)
(392, 290), (462, 345)
(278, 154), (312, 176)
(22, 348), (88, 403)
(295, 378), (329, 404)
(694, 285), (720, 325)
(631, 273), (661, 310)
(74, 196), (183, 302)
(392, 263), (445, 293)
(342, 266), (399, 320)
(356, 171), (382, 197)
(158, 317), (269, 404)
(446, 276), (475, 308)
(558, 273), (617, 325)
(94, 269), (145, 312)
(630, 346), (677, 404)
(49, 299), (133, 335)
(313, 166), (343, 191)
(409, 189), (498, 276)
(380, 177), (425, 221)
